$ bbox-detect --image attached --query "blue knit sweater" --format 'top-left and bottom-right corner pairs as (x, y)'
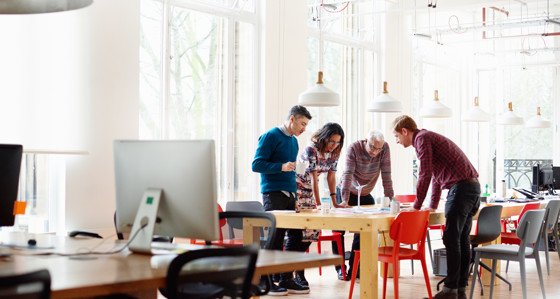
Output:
(252, 127), (299, 193)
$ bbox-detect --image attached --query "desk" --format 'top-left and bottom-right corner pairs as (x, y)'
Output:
(0, 232), (340, 298)
(244, 209), (445, 299)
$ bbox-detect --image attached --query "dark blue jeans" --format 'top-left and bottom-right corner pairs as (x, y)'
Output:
(332, 186), (374, 274)
(442, 181), (480, 290)
(262, 191), (302, 280)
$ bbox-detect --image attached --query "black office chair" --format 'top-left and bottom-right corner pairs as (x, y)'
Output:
(217, 210), (276, 295)
(162, 244), (259, 299)
(0, 269), (51, 299)
(437, 205), (511, 295)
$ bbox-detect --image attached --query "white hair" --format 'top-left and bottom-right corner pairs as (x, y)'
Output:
(367, 130), (384, 143)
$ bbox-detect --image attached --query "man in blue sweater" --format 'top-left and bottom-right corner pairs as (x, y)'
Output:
(252, 105), (312, 295)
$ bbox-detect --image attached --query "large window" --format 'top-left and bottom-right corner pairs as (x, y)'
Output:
(139, 0), (259, 203)
(304, 1), (377, 190)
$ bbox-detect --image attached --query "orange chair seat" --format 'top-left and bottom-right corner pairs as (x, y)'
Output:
(378, 247), (420, 259)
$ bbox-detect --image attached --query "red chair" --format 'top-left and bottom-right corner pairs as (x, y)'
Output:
(395, 195), (444, 271)
(190, 204), (244, 247)
(348, 210), (432, 299)
(316, 231), (346, 280)
(501, 202), (541, 244)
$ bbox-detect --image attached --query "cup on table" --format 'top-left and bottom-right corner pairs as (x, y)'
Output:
(295, 161), (309, 175)
(381, 196), (390, 207)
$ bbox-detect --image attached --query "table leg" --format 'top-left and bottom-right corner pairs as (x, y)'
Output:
(360, 229), (378, 298)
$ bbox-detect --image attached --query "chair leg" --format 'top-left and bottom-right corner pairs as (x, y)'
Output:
(469, 254), (481, 299)
(420, 255), (433, 299)
(336, 235), (347, 280)
(519, 258), (527, 299)
(534, 251), (547, 299)
(317, 239), (322, 276)
(544, 230), (550, 275)
(489, 259), (497, 299)
(382, 262), (388, 299)
(478, 261), (512, 290)
(426, 231), (435, 270)
(393, 259), (399, 299)
(348, 250), (360, 299)
(409, 244), (414, 275)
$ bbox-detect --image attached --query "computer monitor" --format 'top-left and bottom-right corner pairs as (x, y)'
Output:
(553, 166), (560, 191)
(531, 163), (554, 194)
(114, 140), (219, 254)
(0, 144), (23, 227)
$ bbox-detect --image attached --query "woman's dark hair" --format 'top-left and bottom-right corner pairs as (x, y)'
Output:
(311, 122), (345, 157)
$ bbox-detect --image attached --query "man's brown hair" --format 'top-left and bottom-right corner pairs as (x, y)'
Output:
(392, 115), (418, 132)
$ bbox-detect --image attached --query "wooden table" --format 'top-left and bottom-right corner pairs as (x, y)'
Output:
(244, 208), (445, 299)
(0, 232), (340, 298)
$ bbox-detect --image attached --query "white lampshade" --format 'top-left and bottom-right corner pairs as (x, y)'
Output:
(367, 81), (402, 112)
(462, 96), (490, 122)
(497, 102), (524, 125)
(298, 72), (340, 107)
(421, 90), (452, 118)
(0, 0), (93, 14)
(525, 107), (551, 128)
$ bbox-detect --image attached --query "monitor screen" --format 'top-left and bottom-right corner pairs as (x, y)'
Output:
(532, 163), (554, 193)
(553, 166), (560, 189)
(0, 144), (23, 227)
(114, 140), (219, 253)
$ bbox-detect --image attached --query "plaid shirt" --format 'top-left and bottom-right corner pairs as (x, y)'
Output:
(413, 129), (478, 210)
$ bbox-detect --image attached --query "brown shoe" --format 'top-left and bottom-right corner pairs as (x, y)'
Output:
(458, 291), (467, 299)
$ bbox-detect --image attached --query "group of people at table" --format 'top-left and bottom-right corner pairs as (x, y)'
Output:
(252, 105), (481, 299)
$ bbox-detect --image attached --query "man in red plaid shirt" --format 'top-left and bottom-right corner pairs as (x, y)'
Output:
(392, 115), (480, 299)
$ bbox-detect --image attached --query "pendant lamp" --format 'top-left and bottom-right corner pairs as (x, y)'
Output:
(299, 71), (340, 107)
(462, 96), (490, 122)
(0, 0), (93, 14)
(525, 107), (551, 128)
(497, 102), (523, 125)
(367, 81), (402, 112)
(421, 90), (452, 118)
(298, 5), (340, 107)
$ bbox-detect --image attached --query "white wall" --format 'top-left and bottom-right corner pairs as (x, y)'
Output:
(65, 0), (139, 230)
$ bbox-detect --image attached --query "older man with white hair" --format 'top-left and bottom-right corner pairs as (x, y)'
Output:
(331, 130), (394, 280)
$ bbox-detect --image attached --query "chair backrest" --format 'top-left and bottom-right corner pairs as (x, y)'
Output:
(390, 210), (430, 246)
(395, 195), (416, 203)
(165, 244), (259, 299)
(225, 201), (266, 239)
(516, 209), (546, 246)
(0, 269), (51, 299)
(471, 205), (503, 245)
(219, 211), (276, 250)
(544, 199), (560, 230)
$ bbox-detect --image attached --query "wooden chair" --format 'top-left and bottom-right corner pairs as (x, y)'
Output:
(348, 210), (432, 299)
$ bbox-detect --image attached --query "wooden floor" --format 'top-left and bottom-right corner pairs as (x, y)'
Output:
(264, 233), (560, 299)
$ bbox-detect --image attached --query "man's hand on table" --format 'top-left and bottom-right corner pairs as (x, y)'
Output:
(334, 201), (351, 208)
(400, 206), (437, 212)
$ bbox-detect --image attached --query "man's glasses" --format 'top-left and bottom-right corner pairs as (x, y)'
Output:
(367, 142), (383, 152)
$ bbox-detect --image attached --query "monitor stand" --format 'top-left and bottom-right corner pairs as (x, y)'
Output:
(128, 188), (162, 254)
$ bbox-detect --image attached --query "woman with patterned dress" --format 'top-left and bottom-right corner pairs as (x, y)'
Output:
(292, 122), (346, 286)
